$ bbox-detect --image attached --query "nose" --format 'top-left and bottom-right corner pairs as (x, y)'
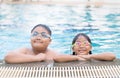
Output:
(79, 44), (85, 48)
(36, 35), (42, 39)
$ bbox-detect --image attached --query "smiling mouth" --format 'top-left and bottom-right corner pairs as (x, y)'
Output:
(34, 40), (43, 43)
(78, 48), (86, 51)
(78, 49), (86, 52)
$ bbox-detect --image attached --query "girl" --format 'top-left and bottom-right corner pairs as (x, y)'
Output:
(55, 33), (116, 62)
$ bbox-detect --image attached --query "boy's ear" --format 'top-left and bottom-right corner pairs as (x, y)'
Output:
(50, 38), (52, 41)
(49, 38), (52, 43)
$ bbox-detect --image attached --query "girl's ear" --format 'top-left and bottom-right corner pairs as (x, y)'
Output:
(72, 46), (75, 52)
(90, 44), (92, 50)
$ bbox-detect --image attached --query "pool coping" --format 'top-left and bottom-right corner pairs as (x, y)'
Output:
(0, 59), (120, 67)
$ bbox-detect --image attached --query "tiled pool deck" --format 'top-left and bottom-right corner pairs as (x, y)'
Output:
(0, 59), (120, 78)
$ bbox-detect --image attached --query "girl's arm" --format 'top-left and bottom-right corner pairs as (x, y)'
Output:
(54, 54), (86, 62)
(80, 52), (116, 61)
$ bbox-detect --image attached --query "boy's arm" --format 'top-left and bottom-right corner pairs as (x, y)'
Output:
(4, 48), (46, 63)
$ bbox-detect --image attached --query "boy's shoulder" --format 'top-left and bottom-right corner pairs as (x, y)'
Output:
(47, 49), (60, 55)
(13, 47), (31, 54)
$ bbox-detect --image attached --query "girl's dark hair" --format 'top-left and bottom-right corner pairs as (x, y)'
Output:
(72, 33), (92, 55)
(31, 24), (52, 36)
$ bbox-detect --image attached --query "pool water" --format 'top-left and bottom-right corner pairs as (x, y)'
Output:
(0, 4), (120, 59)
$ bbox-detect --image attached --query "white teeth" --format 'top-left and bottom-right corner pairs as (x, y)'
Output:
(78, 49), (86, 51)
(78, 48), (86, 51)
(78, 49), (86, 52)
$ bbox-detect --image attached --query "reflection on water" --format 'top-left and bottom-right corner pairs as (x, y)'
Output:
(0, 4), (120, 59)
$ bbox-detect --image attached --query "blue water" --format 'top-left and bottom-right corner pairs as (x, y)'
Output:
(0, 4), (120, 60)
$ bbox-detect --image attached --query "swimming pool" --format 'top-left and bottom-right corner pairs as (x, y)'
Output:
(0, 4), (120, 59)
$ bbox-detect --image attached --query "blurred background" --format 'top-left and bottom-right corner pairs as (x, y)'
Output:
(0, 0), (120, 60)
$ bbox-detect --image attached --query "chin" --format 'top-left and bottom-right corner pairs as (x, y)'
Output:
(79, 53), (86, 55)
(32, 43), (41, 48)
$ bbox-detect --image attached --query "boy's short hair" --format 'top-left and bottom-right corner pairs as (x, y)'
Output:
(31, 24), (52, 36)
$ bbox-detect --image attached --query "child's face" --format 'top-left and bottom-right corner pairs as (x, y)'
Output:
(72, 36), (92, 55)
(31, 26), (51, 50)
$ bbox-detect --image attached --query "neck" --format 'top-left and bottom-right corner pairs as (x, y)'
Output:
(32, 47), (47, 55)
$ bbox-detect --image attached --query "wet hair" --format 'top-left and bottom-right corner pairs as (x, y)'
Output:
(31, 24), (52, 36)
(72, 33), (92, 55)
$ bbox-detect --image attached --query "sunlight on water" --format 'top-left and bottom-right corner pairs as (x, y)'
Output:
(0, 4), (120, 59)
